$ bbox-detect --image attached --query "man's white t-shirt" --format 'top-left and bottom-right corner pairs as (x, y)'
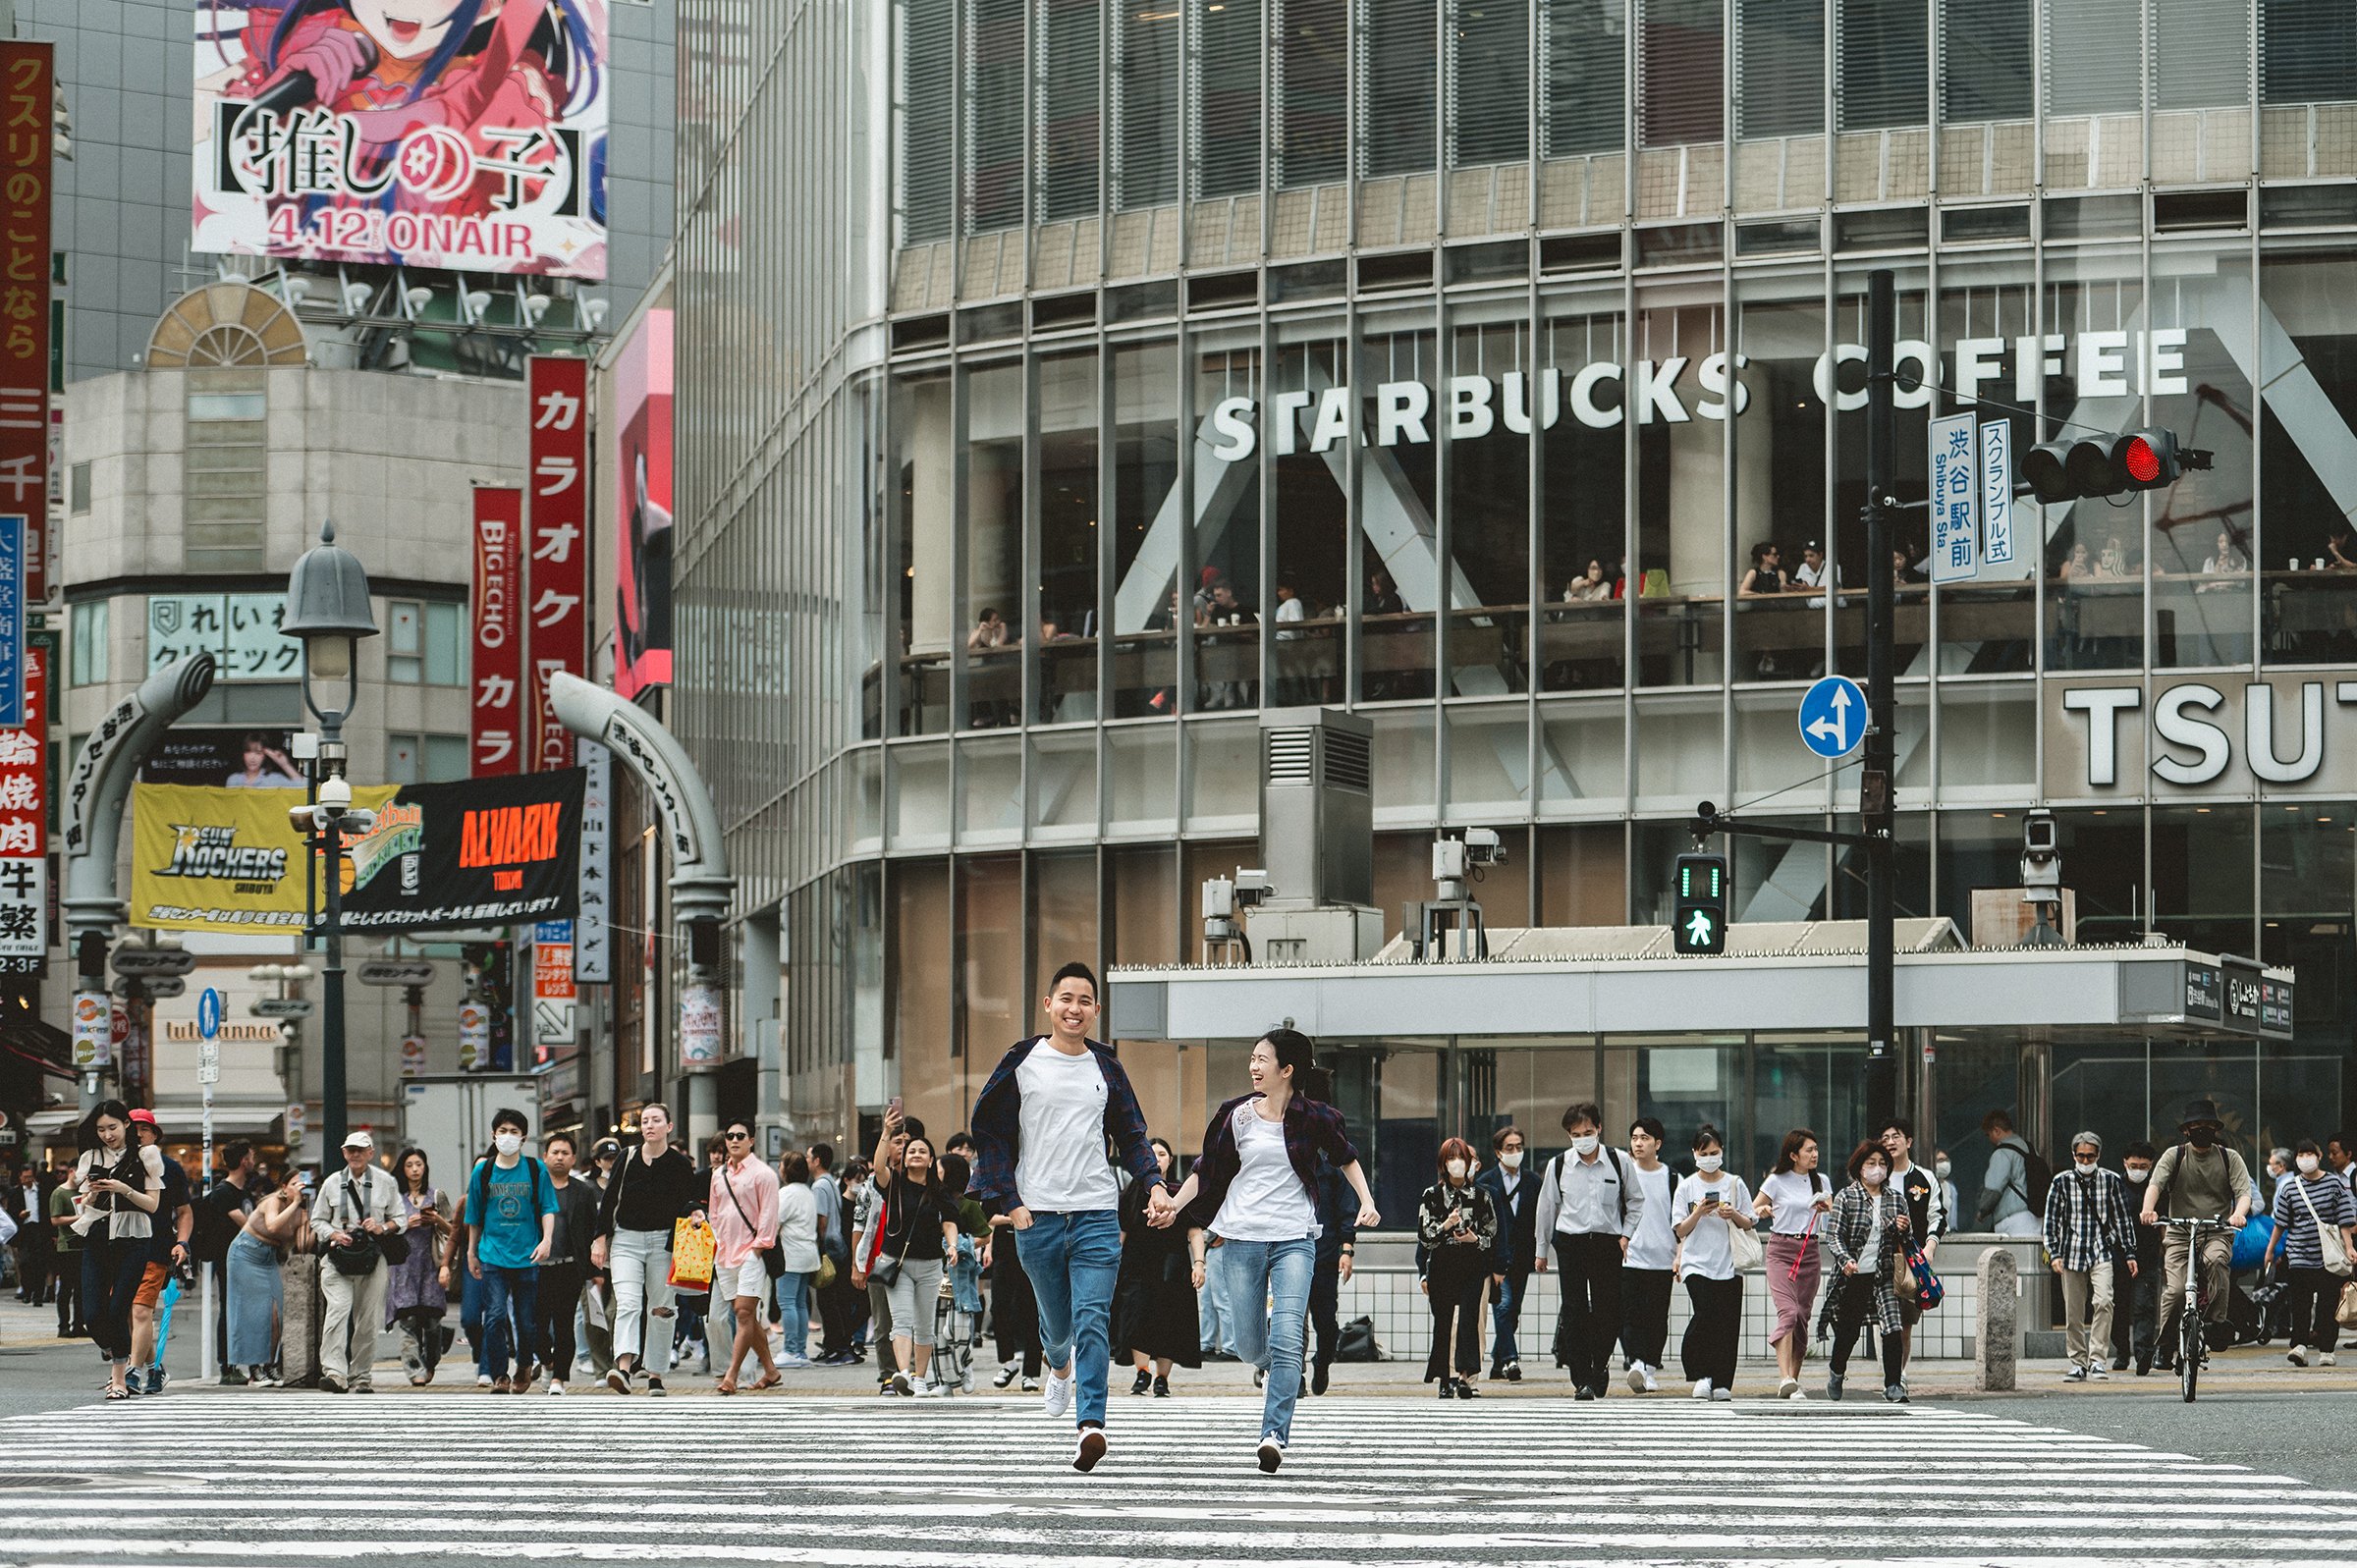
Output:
(1014, 1042), (1119, 1213)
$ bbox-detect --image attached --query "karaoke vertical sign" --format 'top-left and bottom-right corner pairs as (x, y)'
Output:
(525, 355), (588, 773)
(470, 487), (523, 776)
(0, 42), (53, 616)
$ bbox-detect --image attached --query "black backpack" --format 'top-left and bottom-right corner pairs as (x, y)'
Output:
(2011, 1140), (2056, 1219)
(192, 1186), (247, 1267)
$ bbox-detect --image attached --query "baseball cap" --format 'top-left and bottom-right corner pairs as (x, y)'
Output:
(342, 1130), (374, 1151)
(127, 1108), (158, 1128)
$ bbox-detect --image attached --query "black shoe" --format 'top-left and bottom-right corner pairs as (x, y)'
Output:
(1504, 1361), (1522, 1382)
(1487, 1365), (1509, 1381)
(1453, 1378), (1479, 1399)
(1152, 1375), (1170, 1398)
(1437, 1379), (1456, 1400)
(1130, 1369), (1152, 1396)
(2110, 1355), (2129, 1372)
(1825, 1371), (1843, 1402)
(1310, 1362), (1329, 1396)
(1574, 1385), (1597, 1402)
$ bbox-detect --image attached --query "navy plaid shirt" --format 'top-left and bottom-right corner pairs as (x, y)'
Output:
(2043, 1165), (2137, 1271)
(969, 1036), (1164, 1216)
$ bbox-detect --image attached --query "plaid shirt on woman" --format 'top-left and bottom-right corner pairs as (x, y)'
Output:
(2042, 1165), (2138, 1271)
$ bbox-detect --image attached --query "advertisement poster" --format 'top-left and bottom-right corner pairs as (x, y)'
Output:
(140, 728), (306, 788)
(132, 780), (399, 931)
(340, 767), (585, 931)
(526, 354), (588, 771)
(0, 45), (52, 602)
(471, 486), (523, 775)
(0, 635), (48, 969)
(613, 307), (672, 698)
(192, 1), (610, 278)
(147, 593), (298, 682)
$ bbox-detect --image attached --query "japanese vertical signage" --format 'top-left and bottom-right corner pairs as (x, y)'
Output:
(0, 631), (43, 968)
(0, 514), (19, 727)
(1980, 420), (2015, 567)
(470, 486), (523, 776)
(526, 355), (588, 774)
(0, 44), (51, 610)
(1927, 412), (1979, 584)
(574, 738), (610, 982)
(531, 918), (575, 1051)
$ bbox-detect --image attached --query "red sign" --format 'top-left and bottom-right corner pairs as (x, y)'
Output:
(525, 355), (588, 773)
(0, 44), (51, 602)
(0, 635), (44, 967)
(470, 486), (523, 776)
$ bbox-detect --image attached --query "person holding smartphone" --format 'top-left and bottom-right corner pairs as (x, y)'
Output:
(70, 1100), (164, 1400)
(1671, 1125), (1755, 1402)
(1755, 1129), (1832, 1400)
(1415, 1138), (1497, 1402)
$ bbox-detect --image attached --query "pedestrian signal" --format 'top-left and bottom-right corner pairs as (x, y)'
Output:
(1672, 853), (1728, 955)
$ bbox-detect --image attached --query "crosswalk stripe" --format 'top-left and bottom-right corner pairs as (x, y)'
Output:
(6, 1397), (2351, 1565)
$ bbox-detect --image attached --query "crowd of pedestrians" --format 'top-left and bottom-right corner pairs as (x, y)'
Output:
(15, 1005), (2357, 1456)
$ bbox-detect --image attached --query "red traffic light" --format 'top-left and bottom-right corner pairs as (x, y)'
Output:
(2120, 434), (2162, 484)
(2021, 427), (2202, 502)
(2112, 428), (2179, 490)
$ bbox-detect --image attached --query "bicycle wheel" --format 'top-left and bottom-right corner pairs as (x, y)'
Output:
(2179, 1308), (2201, 1403)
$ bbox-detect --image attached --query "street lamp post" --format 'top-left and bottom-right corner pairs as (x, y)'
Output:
(282, 520), (378, 1155)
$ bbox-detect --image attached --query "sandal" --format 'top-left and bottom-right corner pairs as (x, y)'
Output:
(750, 1372), (782, 1391)
(715, 1379), (739, 1395)
(104, 1386), (129, 1401)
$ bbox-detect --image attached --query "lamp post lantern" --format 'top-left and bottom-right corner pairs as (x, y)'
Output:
(282, 520), (378, 1156)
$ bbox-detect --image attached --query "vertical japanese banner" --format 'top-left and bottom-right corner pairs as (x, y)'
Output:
(1927, 412), (1980, 584)
(0, 629), (45, 968)
(531, 918), (576, 1054)
(574, 738), (610, 982)
(470, 487), (524, 776)
(0, 43), (51, 608)
(0, 515), (19, 727)
(526, 355), (588, 773)
(1980, 420), (2015, 567)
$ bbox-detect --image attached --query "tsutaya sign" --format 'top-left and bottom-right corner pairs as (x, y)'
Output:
(2053, 679), (2357, 796)
(1200, 331), (2195, 460)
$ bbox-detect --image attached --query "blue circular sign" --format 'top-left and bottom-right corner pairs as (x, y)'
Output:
(197, 987), (224, 1041)
(1797, 676), (1868, 760)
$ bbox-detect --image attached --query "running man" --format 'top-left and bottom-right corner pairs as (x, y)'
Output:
(971, 961), (1170, 1473)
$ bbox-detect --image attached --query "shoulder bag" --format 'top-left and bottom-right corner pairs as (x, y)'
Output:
(723, 1167), (786, 1280)
(1726, 1185), (1765, 1271)
(2290, 1176), (2353, 1277)
(375, 1171), (412, 1267)
(326, 1172), (384, 1277)
(869, 1185), (919, 1289)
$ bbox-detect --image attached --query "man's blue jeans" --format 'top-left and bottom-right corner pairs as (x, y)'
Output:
(1014, 1209), (1121, 1429)
(1491, 1269), (1530, 1370)
(1221, 1235), (1315, 1445)
(479, 1266), (539, 1380)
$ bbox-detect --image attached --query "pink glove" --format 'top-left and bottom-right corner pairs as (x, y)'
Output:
(273, 27), (377, 105)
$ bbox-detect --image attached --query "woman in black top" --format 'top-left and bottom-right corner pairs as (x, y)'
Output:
(71, 1100), (162, 1399)
(586, 1103), (703, 1394)
(1114, 1138), (1202, 1396)
(1418, 1138), (1498, 1400)
(866, 1109), (959, 1396)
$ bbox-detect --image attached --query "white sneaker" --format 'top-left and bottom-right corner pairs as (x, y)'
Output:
(2288, 1345), (2310, 1367)
(1777, 1378), (1800, 1400)
(1691, 1378), (1712, 1399)
(2323, 1353), (2338, 1367)
(475, 1374), (493, 1389)
(1256, 1436), (1285, 1474)
(1072, 1427), (1108, 1473)
(1043, 1370), (1073, 1418)
(547, 1380), (566, 1396)
(1640, 1365), (1660, 1393)
(777, 1354), (812, 1370)
(914, 1380), (950, 1397)
(1625, 1364), (1645, 1393)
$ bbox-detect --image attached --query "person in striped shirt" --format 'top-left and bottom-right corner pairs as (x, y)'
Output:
(2266, 1140), (2357, 1368)
(2042, 1131), (2138, 1382)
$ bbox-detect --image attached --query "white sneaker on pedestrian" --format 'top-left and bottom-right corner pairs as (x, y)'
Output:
(1690, 1378), (1712, 1399)
(778, 1354), (812, 1370)
(914, 1380), (950, 1398)
(1710, 1386), (1732, 1402)
(1641, 1364), (1660, 1392)
(475, 1374), (493, 1389)
(2288, 1345), (2309, 1367)
(547, 1380), (566, 1396)
(890, 1370), (915, 1397)
(1021, 1377), (1041, 1393)
(1256, 1436), (1285, 1474)
(1043, 1370), (1073, 1418)
(1777, 1378), (1800, 1400)
(1072, 1427), (1108, 1473)
(1625, 1364), (1645, 1393)
(2322, 1353), (2338, 1367)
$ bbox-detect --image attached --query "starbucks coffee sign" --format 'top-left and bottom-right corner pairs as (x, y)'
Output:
(2050, 677), (2357, 796)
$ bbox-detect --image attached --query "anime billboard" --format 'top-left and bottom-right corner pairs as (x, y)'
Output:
(192, 1), (609, 279)
(613, 306), (671, 698)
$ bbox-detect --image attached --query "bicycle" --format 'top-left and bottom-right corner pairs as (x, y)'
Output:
(2161, 1217), (2236, 1403)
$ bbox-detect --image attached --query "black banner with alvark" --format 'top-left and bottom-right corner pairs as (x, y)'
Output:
(339, 768), (585, 933)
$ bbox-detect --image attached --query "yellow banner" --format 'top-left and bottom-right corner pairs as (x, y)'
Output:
(131, 782), (399, 933)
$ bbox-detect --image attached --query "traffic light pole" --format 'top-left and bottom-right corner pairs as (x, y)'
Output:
(1862, 270), (1898, 1134)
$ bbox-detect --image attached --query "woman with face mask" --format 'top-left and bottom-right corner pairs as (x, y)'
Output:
(1157, 1029), (1379, 1470)
(1417, 1137), (1498, 1401)
(1671, 1125), (1755, 1400)
(1823, 1140), (1913, 1402)
(2265, 1138), (2357, 1368)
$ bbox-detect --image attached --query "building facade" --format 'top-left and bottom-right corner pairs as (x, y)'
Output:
(673, 1), (2357, 1187)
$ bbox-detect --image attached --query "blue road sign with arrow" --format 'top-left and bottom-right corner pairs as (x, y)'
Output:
(1797, 676), (1867, 760)
(197, 987), (223, 1041)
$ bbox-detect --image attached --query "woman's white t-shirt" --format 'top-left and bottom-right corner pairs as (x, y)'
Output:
(776, 1182), (821, 1272)
(1209, 1103), (1316, 1242)
(1672, 1172), (1754, 1281)
(1757, 1169), (1830, 1236)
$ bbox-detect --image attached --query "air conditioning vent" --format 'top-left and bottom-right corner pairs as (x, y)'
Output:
(1265, 729), (1314, 783)
(1325, 729), (1371, 791)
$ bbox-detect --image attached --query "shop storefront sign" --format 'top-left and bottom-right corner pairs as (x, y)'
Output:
(2049, 677), (2357, 797)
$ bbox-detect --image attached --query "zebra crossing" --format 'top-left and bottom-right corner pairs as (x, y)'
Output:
(4, 1394), (2354, 1565)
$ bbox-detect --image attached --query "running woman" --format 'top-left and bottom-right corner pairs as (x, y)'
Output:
(971, 962), (1171, 1473)
(1155, 1030), (1378, 1472)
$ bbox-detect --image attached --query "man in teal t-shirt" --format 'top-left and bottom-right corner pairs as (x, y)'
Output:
(466, 1108), (558, 1391)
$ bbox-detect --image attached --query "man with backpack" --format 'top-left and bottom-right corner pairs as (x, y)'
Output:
(464, 1108), (559, 1393)
(2139, 1099), (2252, 1369)
(1976, 1109), (2049, 1239)
(194, 1141), (262, 1383)
(1530, 1102), (1647, 1399)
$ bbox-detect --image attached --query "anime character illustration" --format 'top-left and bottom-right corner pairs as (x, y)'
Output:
(193, 0), (609, 278)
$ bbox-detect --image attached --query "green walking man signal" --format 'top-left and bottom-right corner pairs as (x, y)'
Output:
(1672, 853), (1728, 955)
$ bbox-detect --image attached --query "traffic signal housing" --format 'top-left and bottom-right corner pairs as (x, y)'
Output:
(2020, 427), (2204, 504)
(1672, 853), (1728, 955)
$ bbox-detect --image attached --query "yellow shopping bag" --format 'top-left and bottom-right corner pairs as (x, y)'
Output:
(668, 1217), (716, 1290)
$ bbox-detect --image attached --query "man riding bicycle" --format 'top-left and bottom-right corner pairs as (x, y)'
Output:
(2138, 1099), (2252, 1370)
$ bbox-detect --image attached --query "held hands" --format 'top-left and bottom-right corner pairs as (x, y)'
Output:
(1146, 1188), (1178, 1229)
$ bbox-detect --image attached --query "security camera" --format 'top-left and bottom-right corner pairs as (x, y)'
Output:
(2021, 808), (2060, 893)
(1462, 827), (1507, 868)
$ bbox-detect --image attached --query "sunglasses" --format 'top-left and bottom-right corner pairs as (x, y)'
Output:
(724, 1130), (750, 1140)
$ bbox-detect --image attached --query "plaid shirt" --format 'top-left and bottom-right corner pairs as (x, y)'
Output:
(2042, 1165), (2137, 1271)
(969, 1036), (1163, 1216)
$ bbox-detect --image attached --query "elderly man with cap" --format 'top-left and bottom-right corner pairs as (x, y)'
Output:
(2041, 1130), (2138, 1382)
(2139, 1099), (2253, 1370)
(309, 1130), (411, 1393)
